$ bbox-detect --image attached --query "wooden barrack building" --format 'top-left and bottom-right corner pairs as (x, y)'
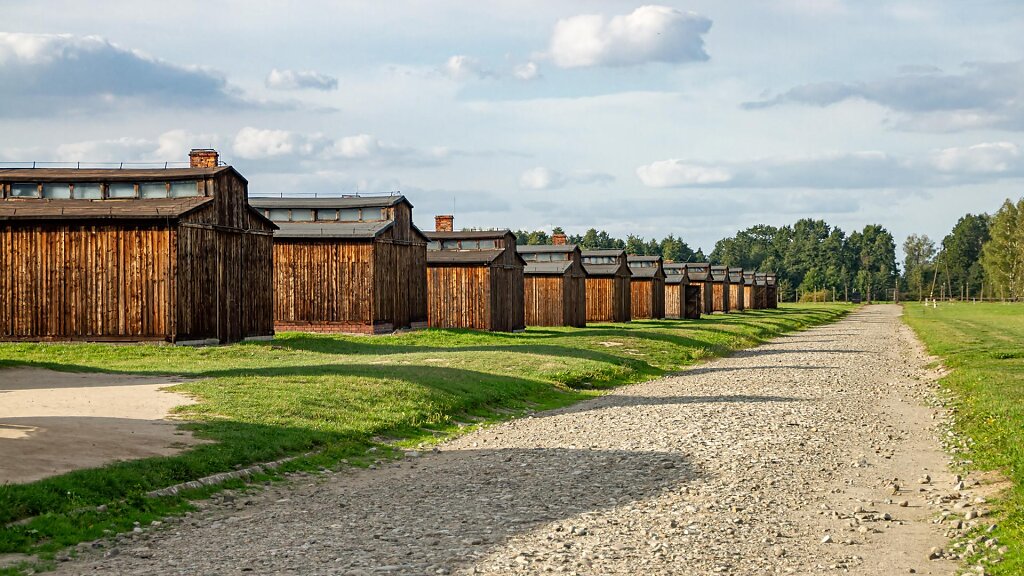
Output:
(425, 216), (525, 332)
(754, 272), (769, 309)
(250, 195), (428, 334)
(685, 263), (714, 315)
(581, 249), (631, 323)
(517, 236), (587, 327)
(664, 263), (701, 319)
(710, 265), (731, 313)
(0, 149), (275, 343)
(627, 255), (666, 320)
(728, 267), (745, 312)
(766, 273), (779, 308)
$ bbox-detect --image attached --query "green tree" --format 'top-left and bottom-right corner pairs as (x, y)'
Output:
(625, 234), (647, 255)
(902, 233), (936, 300)
(938, 214), (990, 299)
(981, 198), (1024, 300)
(512, 230), (551, 245)
(854, 224), (898, 301)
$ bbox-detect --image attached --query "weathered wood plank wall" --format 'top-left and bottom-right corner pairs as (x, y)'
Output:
(0, 223), (173, 340)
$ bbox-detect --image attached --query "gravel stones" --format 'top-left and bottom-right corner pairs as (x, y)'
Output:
(54, 305), (961, 576)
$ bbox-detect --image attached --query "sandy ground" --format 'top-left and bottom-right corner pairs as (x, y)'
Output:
(55, 305), (977, 575)
(0, 368), (200, 484)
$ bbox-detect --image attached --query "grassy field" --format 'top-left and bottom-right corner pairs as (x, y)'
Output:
(0, 304), (849, 572)
(903, 302), (1024, 574)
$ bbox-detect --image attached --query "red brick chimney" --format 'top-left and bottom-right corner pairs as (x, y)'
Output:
(435, 214), (454, 232)
(552, 233), (568, 245)
(189, 149), (219, 168)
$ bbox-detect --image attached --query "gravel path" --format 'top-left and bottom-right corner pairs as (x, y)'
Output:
(59, 305), (979, 575)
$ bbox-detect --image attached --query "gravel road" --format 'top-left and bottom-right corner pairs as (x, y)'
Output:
(59, 304), (982, 575)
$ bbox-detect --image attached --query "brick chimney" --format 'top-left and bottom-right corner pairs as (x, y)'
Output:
(435, 214), (454, 232)
(189, 149), (219, 168)
(552, 232), (568, 246)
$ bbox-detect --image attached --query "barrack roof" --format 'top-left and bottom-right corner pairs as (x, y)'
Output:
(582, 249), (626, 258)
(273, 221), (394, 239)
(250, 196), (409, 209)
(0, 197), (215, 220)
(581, 263), (624, 276)
(524, 261), (574, 274)
(426, 249), (505, 265)
(516, 244), (578, 254)
(0, 166), (237, 183)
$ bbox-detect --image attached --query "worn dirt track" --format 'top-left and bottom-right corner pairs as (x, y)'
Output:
(0, 368), (198, 484)
(60, 305), (968, 575)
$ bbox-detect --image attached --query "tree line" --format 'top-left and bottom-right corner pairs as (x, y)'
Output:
(514, 227), (707, 264)
(512, 194), (1024, 302)
(903, 196), (1024, 301)
(709, 221), (898, 302)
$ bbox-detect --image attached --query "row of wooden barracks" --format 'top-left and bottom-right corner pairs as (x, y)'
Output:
(0, 150), (778, 343)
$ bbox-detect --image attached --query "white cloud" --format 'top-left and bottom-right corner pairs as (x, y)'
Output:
(233, 127), (323, 159)
(0, 32), (251, 116)
(0, 129), (221, 164)
(513, 61), (540, 81)
(520, 167), (567, 190)
(745, 61), (1024, 132)
(323, 134), (381, 159)
(519, 167), (615, 190)
(636, 160), (733, 187)
(548, 5), (712, 68)
(930, 142), (1020, 174)
(265, 68), (338, 91)
(443, 55), (491, 81)
(638, 145), (1024, 189)
(231, 127), (450, 168)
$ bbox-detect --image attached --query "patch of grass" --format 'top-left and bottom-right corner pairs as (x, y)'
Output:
(0, 303), (850, 569)
(903, 302), (1024, 574)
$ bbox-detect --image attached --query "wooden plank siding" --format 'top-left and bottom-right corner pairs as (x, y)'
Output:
(665, 282), (683, 319)
(584, 276), (631, 323)
(271, 241), (376, 333)
(630, 278), (665, 320)
(0, 222), (173, 340)
(523, 272), (586, 327)
(728, 283), (745, 312)
(519, 245), (587, 328)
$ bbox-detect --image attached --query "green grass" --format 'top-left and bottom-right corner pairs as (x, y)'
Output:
(903, 302), (1024, 574)
(0, 303), (849, 572)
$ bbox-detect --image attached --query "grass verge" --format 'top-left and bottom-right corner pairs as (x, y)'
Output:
(0, 303), (850, 573)
(903, 302), (1024, 574)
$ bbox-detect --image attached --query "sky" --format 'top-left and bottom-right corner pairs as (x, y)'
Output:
(2, 0), (1022, 258)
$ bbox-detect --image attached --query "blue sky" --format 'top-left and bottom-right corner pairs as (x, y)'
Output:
(2, 0), (1022, 258)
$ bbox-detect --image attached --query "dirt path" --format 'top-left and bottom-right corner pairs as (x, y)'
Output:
(58, 305), (975, 575)
(0, 368), (200, 484)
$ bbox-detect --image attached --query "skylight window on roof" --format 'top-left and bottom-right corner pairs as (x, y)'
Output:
(169, 180), (200, 198)
(267, 209), (290, 221)
(139, 182), (167, 199)
(10, 183), (38, 198)
(42, 183), (71, 199)
(107, 183), (135, 198)
(73, 183), (102, 199)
